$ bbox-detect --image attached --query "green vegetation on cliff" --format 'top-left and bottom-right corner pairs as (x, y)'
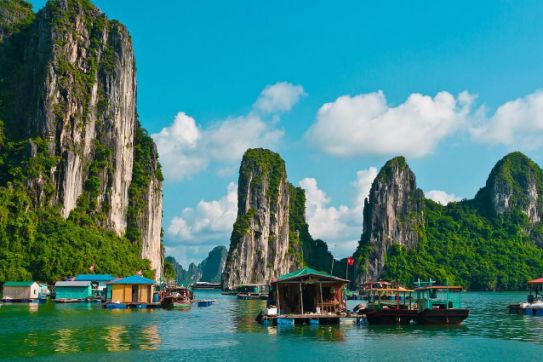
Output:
(0, 0), (159, 282)
(378, 152), (543, 290)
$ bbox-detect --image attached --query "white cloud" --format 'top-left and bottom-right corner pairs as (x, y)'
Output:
(153, 82), (304, 181)
(426, 190), (461, 205)
(254, 82), (306, 114)
(167, 182), (238, 244)
(306, 90), (474, 157)
(472, 90), (543, 148)
(299, 167), (377, 258)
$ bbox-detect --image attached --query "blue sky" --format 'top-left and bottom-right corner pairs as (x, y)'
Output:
(31, 0), (543, 267)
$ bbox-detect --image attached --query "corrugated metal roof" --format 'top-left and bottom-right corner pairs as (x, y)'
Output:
(109, 275), (155, 285)
(3, 281), (36, 287)
(55, 281), (92, 287)
(75, 274), (116, 282)
(274, 267), (349, 283)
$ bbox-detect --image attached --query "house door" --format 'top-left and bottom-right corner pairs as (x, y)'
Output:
(132, 285), (139, 303)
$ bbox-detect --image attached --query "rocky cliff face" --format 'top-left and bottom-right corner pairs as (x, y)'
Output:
(200, 246), (227, 282)
(0, 0), (162, 279)
(222, 149), (297, 290)
(355, 157), (424, 282)
(476, 152), (543, 224)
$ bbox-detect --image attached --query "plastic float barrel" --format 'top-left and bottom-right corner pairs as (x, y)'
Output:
(153, 293), (159, 302)
(276, 318), (294, 327)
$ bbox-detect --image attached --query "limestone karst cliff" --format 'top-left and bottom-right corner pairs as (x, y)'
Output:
(355, 156), (424, 282)
(475, 152), (543, 224)
(0, 0), (162, 281)
(222, 149), (298, 290)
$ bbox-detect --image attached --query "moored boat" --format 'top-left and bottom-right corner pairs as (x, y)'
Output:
(237, 284), (268, 300)
(356, 287), (417, 324)
(509, 277), (543, 316)
(160, 286), (193, 309)
(414, 280), (469, 325)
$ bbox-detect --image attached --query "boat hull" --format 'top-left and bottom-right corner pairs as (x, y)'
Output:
(364, 309), (418, 325)
(416, 309), (469, 324)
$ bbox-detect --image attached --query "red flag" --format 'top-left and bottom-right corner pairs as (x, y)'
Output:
(89, 264), (95, 272)
(347, 257), (355, 266)
(136, 270), (143, 276)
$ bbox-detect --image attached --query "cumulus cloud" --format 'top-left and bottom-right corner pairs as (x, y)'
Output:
(300, 167), (377, 258)
(153, 82), (304, 181)
(254, 82), (306, 113)
(167, 182), (238, 244)
(306, 90), (474, 157)
(471, 90), (543, 148)
(426, 190), (461, 205)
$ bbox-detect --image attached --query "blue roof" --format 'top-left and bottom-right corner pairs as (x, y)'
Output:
(108, 275), (155, 285)
(75, 274), (116, 282)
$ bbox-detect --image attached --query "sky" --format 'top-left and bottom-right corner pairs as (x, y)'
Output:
(30, 0), (543, 267)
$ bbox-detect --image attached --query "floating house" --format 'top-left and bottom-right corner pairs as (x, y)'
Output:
(258, 267), (349, 325)
(54, 281), (93, 302)
(75, 274), (116, 298)
(1, 281), (41, 302)
(105, 275), (155, 309)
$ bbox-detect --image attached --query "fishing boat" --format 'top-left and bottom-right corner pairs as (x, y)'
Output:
(413, 280), (469, 324)
(509, 277), (543, 315)
(160, 286), (193, 309)
(356, 287), (417, 324)
(360, 281), (398, 301)
(237, 284), (268, 300)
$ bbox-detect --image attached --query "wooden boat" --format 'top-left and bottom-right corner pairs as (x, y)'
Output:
(360, 281), (399, 301)
(413, 280), (469, 325)
(509, 277), (543, 315)
(356, 287), (417, 324)
(237, 284), (268, 300)
(160, 287), (193, 309)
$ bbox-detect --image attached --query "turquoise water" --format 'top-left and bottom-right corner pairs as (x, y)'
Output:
(1, 291), (543, 361)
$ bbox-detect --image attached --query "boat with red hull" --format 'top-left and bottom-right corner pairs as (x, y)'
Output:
(414, 280), (469, 325)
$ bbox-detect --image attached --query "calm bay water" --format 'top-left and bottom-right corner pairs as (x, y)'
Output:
(1, 291), (543, 361)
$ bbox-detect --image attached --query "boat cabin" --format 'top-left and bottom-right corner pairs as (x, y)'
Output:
(269, 267), (348, 316)
(414, 280), (463, 311)
(54, 281), (93, 301)
(107, 275), (155, 305)
(238, 284), (265, 294)
(527, 277), (543, 303)
(2, 281), (40, 301)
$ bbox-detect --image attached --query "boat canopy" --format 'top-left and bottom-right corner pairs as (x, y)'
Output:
(415, 285), (463, 291)
(528, 277), (543, 285)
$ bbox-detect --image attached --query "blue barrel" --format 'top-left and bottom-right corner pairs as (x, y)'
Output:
(153, 292), (159, 302)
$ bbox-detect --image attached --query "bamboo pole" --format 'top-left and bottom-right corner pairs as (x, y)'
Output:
(319, 282), (324, 314)
(299, 282), (304, 315)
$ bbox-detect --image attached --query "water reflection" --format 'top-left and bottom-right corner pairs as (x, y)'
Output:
(54, 328), (80, 353)
(139, 324), (161, 351)
(103, 325), (130, 352)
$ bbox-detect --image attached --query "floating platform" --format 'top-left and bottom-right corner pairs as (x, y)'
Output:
(0, 299), (45, 304)
(103, 302), (161, 310)
(509, 304), (543, 316)
(258, 313), (360, 325)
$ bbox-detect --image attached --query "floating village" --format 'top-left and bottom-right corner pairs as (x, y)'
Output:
(2, 267), (543, 327)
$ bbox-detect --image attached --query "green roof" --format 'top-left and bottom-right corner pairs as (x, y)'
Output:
(275, 267), (349, 282)
(3, 281), (36, 287)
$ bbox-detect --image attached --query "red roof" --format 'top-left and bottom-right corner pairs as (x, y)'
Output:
(528, 277), (543, 284)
